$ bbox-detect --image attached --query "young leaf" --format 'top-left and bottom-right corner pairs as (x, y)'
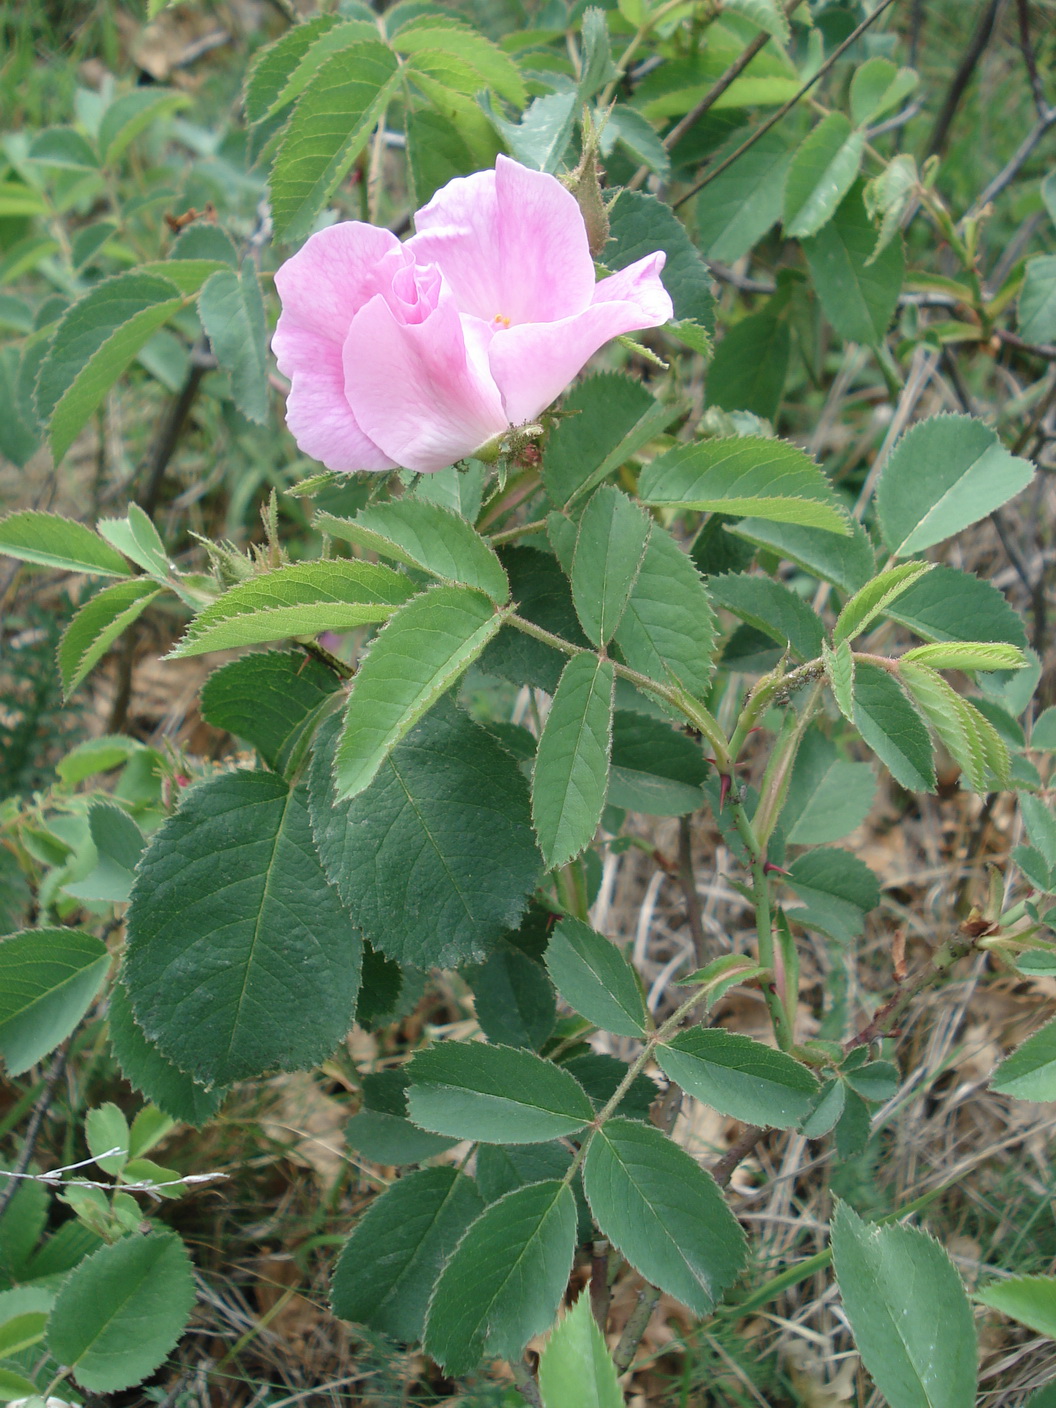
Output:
(85, 1103), (130, 1174)
(783, 114), (865, 239)
(199, 649), (340, 772)
(538, 1292), (624, 1408)
(36, 272), (184, 462)
(708, 573), (824, 662)
(309, 703), (540, 969)
(98, 503), (170, 581)
(331, 1167), (485, 1341)
(269, 42), (401, 241)
(695, 130), (793, 264)
(583, 1118), (747, 1315)
(782, 729), (876, 845)
(198, 260), (269, 424)
(571, 486), (651, 647)
(243, 14), (345, 122)
(899, 661), (1010, 792)
(333, 584), (503, 801)
(877, 414), (1035, 558)
(532, 653), (615, 869)
(900, 642), (1028, 673)
(824, 638), (855, 722)
(991, 1013), (1056, 1101)
(614, 522), (716, 698)
(0, 509), (132, 577)
(46, 1231), (195, 1393)
(656, 1029), (819, 1128)
(544, 917), (647, 1037)
(852, 662), (936, 793)
(406, 1042), (594, 1143)
(319, 498), (509, 604)
(833, 561), (933, 646)
(423, 1180), (577, 1375)
(975, 1275), (1056, 1340)
(785, 847), (881, 944)
(0, 929), (110, 1076)
(124, 771), (362, 1086)
(803, 181), (905, 345)
(831, 1201), (976, 1408)
(638, 437), (851, 536)
(64, 801), (146, 903)
(59, 578), (162, 696)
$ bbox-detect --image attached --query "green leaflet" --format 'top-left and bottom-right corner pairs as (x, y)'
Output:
(269, 41), (401, 240)
(656, 1028), (818, 1129)
(124, 770), (362, 1087)
(833, 561), (934, 646)
(0, 509), (132, 577)
(849, 58), (918, 127)
(46, 1231), (195, 1393)
(899, 661), (1010, 792)
(638, 437), (851, 536)
(877, 414), (1035, 557)
(728, 515), (875, 594)
(900, 641), (1028, 672)
(831, 1201), (976, 1408)
(583, 1118), (747, 1315)
(885, 565), (1027, 648)
(0, 929), (110, 1076)
(991, 1013), (1056, 1101)
(319, 498), (509, 604)
(571, 485), (651, 647)
(784, 847), (881, 944)
(406, 1042), (594, 1143)
(199, 649), (340, 773)
(470, 942), (556, 1050)
(783, 113), (865, 239)
(706, 303), (790, 420)
(852, 662), (936, 793)
(614, 521), (716, 698)
(59, 578), (163, 696)
(544, 917), (647, 1037)
(781, 729), (876, 845)
(107, 984), (225, 1127)
(708, 573), (824, 662)
(1019, 255), (1056, 344)
(824, 638), (855, 722)
(171, 559), (415, 658)
(198, 260), (269, 424)
(803, 181), (905, 345)
(243, 14), (346, 122)
(537, 1293), (624, 1408)
(423, 1180), (578, 1375)
(333, 583), (503, 801)
(532, 653), (615, 869)
(696, 130), (792, 264)
(97, 88), (190, 164)
(606, 188), (715, 340)
(332, 1167), (484, 1341)
(395, 16), (527, 106)
(975, 1275), (1056, 1340)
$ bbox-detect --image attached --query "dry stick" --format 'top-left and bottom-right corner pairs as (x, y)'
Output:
(0, 1045), (68, 1222)
(674, 0), (899, 210)
(925, 0), (1004, 158)
(626, 0), (806, 191)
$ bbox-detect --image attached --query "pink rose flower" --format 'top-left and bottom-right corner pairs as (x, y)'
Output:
(272, 155), (673, 475)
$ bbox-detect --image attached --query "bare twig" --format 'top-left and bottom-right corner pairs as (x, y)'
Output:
(925, 0), (1004, 158)
(0, 1045), (68, 1222)
(613, 1285), (661, 1374)
(709, 1124), (767, 1188)
(675, 0), (898, 208)
(1015, 0), (1048, 118)
(510, 1356), (543, 1408)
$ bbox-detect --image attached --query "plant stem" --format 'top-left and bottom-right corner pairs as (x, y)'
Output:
(510, 1356), (543, 1408)
(613, 1285), (661, 1374)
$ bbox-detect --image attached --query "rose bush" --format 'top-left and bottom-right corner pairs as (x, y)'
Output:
(272, 154), (673, 474)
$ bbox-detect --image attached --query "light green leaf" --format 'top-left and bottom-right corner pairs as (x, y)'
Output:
(877, 414), (1035, 557)
(319, 499), (508, 604)
(657, 1029), (818, 1128)
(97, 503), (170, 581)
(975, 1275), (1056, 1339)
(834, 562), (934, 645)
(200, 649), (340, 772)
(36, 272), (184, 463)
(782, 729), (876, 845)
(804, 182), (905, 345)
(696, 130), (793, 264)
(606, 105), (669, 179)
(831, 1201), (976, 1408)
(170, 559), (414, 657)
(532, 653), (615, 869)
(784, 847), (880, 944)
(571, 486), (651, 648)
(423, 1180), (577, 1375)
(538, 1292), (624, 1408)
(59, 579), (162, 697)
(85, 1102), (129, 1174)
(98, 88), (190, 164)
(852, 662), (935, 792)
(824, 638), (855, 722)
(0, 509), (132, 577)
(638, 437), (851, 536)
(991, 1013), (1056, 1100)
(1019, 255), (1056, 345)
(583, 1118), (746, 1315)
(901, 642), (1028, 672)
(899, 661), (1010, 792)
(577, 7), (618, 100)
(784, 114), (865, 239)
(407, 1043), (594, 1144)
(721, 0), (789, 42)
(332, 1167), (484, 1341)
(269, 42), (401, 241)
(850, 58), (918, 126)
(395, 16), (526, 105)
(46, 1231), (195, 1392)
(64, 802), (145, 903)
(333, 584), (503, 802)
(309, 702), (540, 969)
(124, 771), (362, 1086)
(28, 126), (100, 170)
(0, 929), (110, 1076)
(0, 1368), (40, 1401)
(545, 917), (646, 1037)
(198, 260), (269, 424)
(483, 91), (577, 173)
(0, 1309), (47, 1358)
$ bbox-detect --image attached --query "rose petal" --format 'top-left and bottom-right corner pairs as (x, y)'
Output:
(488, 254), (674, 425)
(343, 289), (507, 474)
(408, 154), (597, 327)
(275, 324), (397, 473)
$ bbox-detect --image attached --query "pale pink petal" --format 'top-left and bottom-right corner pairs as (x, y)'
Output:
(274, 325), (397, 473)
(591, 252), (673, 323)
(407, 154), (596, 326)
(343, 291), (507, 474)
(489, 264), (674, 425)
(273, 221), (401, 347)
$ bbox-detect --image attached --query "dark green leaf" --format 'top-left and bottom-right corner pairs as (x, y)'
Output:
(346, 1108), (458, 1165)
(728, 516), (875, 594)
(803, 182), (904, 345)
(852, 661), (935, 792)
(0, 929), (110, 1076)
(470, 943), (556, 1050)
(107, 983), (224, 1127)
(64, 802), (145, 903)
(696, 130), (792, 264)
(784, 848), (880, 944)
(608, 711), (708, 817)
(1019, 255), (1056, 344)
(475, 1142), (573, 1205)
(563, 1053), (657, 1121)
(886, 564), (1027, 648)
(606, 189), (715, 337)
(708, 573), (824, 662)
(199, 649), (340, 772)
(657, 1028), (818, 1128)
(480, 546), (590, 693)
(545, 917), (646, 1038)
(707, 305), (790, 421)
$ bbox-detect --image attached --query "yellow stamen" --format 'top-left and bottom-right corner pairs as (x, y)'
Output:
(493, 314), (511, 328)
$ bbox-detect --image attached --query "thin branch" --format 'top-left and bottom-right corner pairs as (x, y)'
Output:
(968, 103), (1056, 216)
(677, 815), (709, 967)
(613, 1285), (661, 1374)
(925, 0), (1004, 158)
(0, 1046), (68, 1222)
(675, 0), (899, 209)
(710, 1124), (767, 1188)
(510, 1356), (543, 1408)
(1015, 0), (1047, 118)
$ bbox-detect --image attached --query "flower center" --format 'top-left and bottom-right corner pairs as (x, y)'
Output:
(492, 313), (511, 328)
